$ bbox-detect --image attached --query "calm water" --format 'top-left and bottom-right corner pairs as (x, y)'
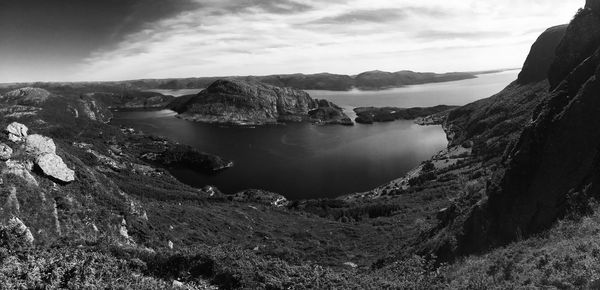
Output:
(114, 70), (518, 199)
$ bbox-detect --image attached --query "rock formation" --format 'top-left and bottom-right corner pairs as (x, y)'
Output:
(25, 134), (56, 156)
(0, 143), (13, 160)
(5, 122), (28, 142)
(36, 154), (75, 183)
(1, 87), (51, 105)
(169, 79), (352, 126)
(4, 123), (75, 183)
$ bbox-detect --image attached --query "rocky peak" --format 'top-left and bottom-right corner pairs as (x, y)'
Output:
(517, 25), (567, 84)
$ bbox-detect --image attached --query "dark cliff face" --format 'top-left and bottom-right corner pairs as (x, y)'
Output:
(548, 3), (600, 88)
(427, 1), (600, 259)
(480, 3), (600, 248)
(518, 25), (567, 84)
(170, 79), (351, 125)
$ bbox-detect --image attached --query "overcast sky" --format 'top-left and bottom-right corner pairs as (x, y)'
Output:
(0, 0), (583, 82)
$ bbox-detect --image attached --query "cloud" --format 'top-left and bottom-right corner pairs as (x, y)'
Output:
(414, 30), (509, 41)
(308, 9), (408, 24)
(1, 0), (585, 82)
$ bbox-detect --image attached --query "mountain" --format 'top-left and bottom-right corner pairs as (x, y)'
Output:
(169, 79), (353, 125)
(3, 70), (480, 92)
(354, 70), (476, 90)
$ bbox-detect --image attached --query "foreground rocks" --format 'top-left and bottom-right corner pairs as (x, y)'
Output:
(0, 143), (13, 160)
(5, 122), (28, 142)
(3, 123), (75, 183)
(168, 79), (353, 126)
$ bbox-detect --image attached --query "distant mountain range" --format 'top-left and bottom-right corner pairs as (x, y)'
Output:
(1, 69), (513, 92)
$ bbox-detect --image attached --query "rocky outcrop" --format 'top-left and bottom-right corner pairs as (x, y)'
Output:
(308, 100), (353, 125)
(25, 134), (56, 156)
(5, 122), (28, 142)
(517, 25), (568, 84)
(169, 79), (352, 126)
(18, 127), (75, 183)
(0, 143), (13, 160)
(1, 87), (51, 105)
(36, 154), (75, 183)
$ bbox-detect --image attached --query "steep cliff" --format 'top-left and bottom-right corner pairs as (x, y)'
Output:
(518, 25), (568, 84)
(427, 0), (600, 259)
(169, 79), (352, 125)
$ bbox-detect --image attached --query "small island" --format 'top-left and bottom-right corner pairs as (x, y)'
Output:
(168, 79), (353, 126)
(353, 105), (457, 124)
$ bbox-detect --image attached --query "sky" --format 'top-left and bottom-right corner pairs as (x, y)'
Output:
(0, 0), (584, 82)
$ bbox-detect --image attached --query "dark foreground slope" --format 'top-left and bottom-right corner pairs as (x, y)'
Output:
(0, 86), (442, 288)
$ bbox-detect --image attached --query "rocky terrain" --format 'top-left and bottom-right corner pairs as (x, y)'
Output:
(2, 1), (600, 288)
(169, 79), (353, 126)
(354, 105), (457, 124)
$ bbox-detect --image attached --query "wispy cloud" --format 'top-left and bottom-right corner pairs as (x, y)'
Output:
(63, 0), (585, 81)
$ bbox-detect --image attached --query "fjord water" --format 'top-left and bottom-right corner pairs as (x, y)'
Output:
(113, 70), (518, 200)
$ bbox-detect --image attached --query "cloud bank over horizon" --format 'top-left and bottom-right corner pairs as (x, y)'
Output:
(0, 0), (583, 82)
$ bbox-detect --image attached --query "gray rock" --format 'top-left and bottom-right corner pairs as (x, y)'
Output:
(36, 153), (75, 182)
(25, 134), (56, 156)
(5, 122), (28, 142)
(0, 143), (13, 160)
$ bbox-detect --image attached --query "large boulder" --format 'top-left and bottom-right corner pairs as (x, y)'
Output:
(5, 122), (28, 142)
(25, 134), (56, 156)
(36, 153), (75, 183)
(0, 143), (13, 160)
